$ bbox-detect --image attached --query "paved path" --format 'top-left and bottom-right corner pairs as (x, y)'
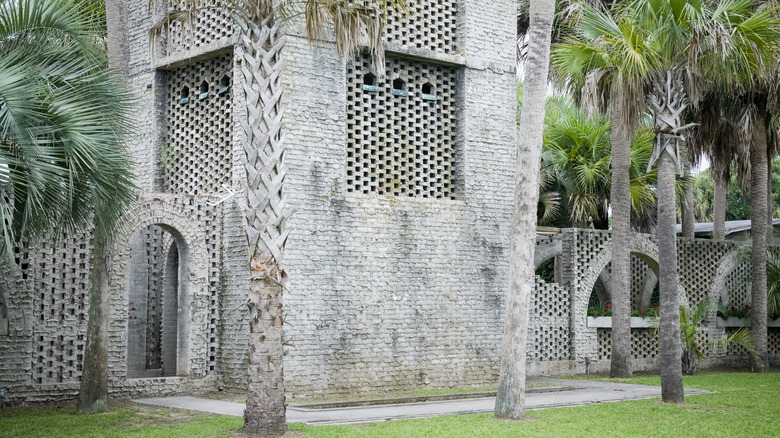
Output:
(134, 378), (710, 425)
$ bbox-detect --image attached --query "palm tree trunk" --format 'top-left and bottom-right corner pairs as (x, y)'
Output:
(648, 69), (685, 403)
(236, 15), (289, 435)
(768, 150), (773, 229)
(77, 230), (110, 414)
(713, 176), (727, 240)
(244, 265), (286, 436)
(609, 95), (632, 379)
(681, 164), (695, 238)
(494, 0), (554, 421)
(750, 101), (769, 372)
(78, 1), (127, 414)
(658, 150), (684, 403)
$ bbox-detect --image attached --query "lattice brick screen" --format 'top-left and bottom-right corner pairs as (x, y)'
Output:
(677, 240), (731, 306)
(382, 0), (459, 54)
(161, 1), (234, 56)
(31, 231), (92, 384)
(139, 225), (172, 370)
(723, 258), (751, 308)
(346, 55), (459, 199)
(769, 328), (779, 356)
(164, 54), (233, 195)
(533, 278), (569, 318)
(597, 328), (659, 361)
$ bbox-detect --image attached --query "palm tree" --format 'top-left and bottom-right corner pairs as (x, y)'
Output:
(495, 0), (555, 421)
(0, 0), (136, 414)
(551, 2), (658, 380)
(631, 0), (780, 399)
(688, 0), (780, 372)
(678, 299), (760, 375)
(148, 0), (405, 434)
(539, 96), (657, 230)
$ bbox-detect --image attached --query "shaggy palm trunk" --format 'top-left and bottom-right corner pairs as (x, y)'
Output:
(237, 15), (289, 436)
(609, 95), (633, 379)
(77, 231), (110, 414)
(494, 0), (554, 421)
(658, 151), (684, 402)
(713, 177), (727, 240)
(750, 103), (769, 372)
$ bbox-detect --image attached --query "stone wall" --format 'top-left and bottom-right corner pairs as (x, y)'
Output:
(3, 0), (777, 407)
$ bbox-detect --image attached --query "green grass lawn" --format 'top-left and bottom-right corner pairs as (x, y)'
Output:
(1, 372), (777, 437)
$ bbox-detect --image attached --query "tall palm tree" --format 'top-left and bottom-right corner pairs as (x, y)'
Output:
(495, 0), (555, 421)
(687, 0), (780, 372)
(631, 0), (779, 399)
(148, 0), (404, 434)
(552, 2), (658, 380)
(0, 0), (136, 414)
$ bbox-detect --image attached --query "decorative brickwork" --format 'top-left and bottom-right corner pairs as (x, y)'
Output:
(31, 231), (93, 384)
(163, 54), (233, 195)
(157, 1), (234, 57)
(382, 0), (459, 54)
(346, 55), (459, 199)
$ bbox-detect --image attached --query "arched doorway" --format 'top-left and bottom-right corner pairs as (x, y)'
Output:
(127, 225), (185, 378)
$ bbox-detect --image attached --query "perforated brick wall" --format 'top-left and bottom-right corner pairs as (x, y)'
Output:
(597, 328), (659, 361)
(677, 239), (732, 306)
(346, 54), (459, 199)
(164, 54), (233, 195)
(382, 0), (459, 54)
(528, 277), (571, 361)
(30, 231), (93, 384)
(158, 1), (234, 57)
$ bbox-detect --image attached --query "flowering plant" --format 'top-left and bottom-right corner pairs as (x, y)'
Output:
(716, 304), (751, 320)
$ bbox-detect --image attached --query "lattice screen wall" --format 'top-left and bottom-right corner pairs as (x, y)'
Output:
(346, 55), (459, 199)
(158, 1), (234, 57)
(382, 0), (459, 54)
(678, 240), (731, 306)
(24, 197), (224, 385)
(164, 54), (233, 195)
(722, 258), (751, 308)
(31, 231), (93, 384)
(528, 277), (571, 361)
(597, 328), (659, 361)
(769, 328), (780, 356)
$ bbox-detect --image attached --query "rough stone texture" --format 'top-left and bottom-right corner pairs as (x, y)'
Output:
(3, 0), (778, 406)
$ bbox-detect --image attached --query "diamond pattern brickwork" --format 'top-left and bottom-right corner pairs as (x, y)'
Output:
(164, 54), (233, 195)
(382, 0), (459, 54)
(346, 55), (459, 199)
(597, 328), (659, 361)
(161, 1), (234, 56)
(678, 239), (731, 306)
(528, 326), (570, 361)
(528, 277), (571, 361)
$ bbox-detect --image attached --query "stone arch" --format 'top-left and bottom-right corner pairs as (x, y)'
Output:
(534, 237), (562, 269)
(108, 198), (210, 380)
(579, 234), (687, 311)
(710, 248), (750, 306)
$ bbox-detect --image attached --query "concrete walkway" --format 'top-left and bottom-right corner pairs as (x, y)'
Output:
(134, 378), (710, 425)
